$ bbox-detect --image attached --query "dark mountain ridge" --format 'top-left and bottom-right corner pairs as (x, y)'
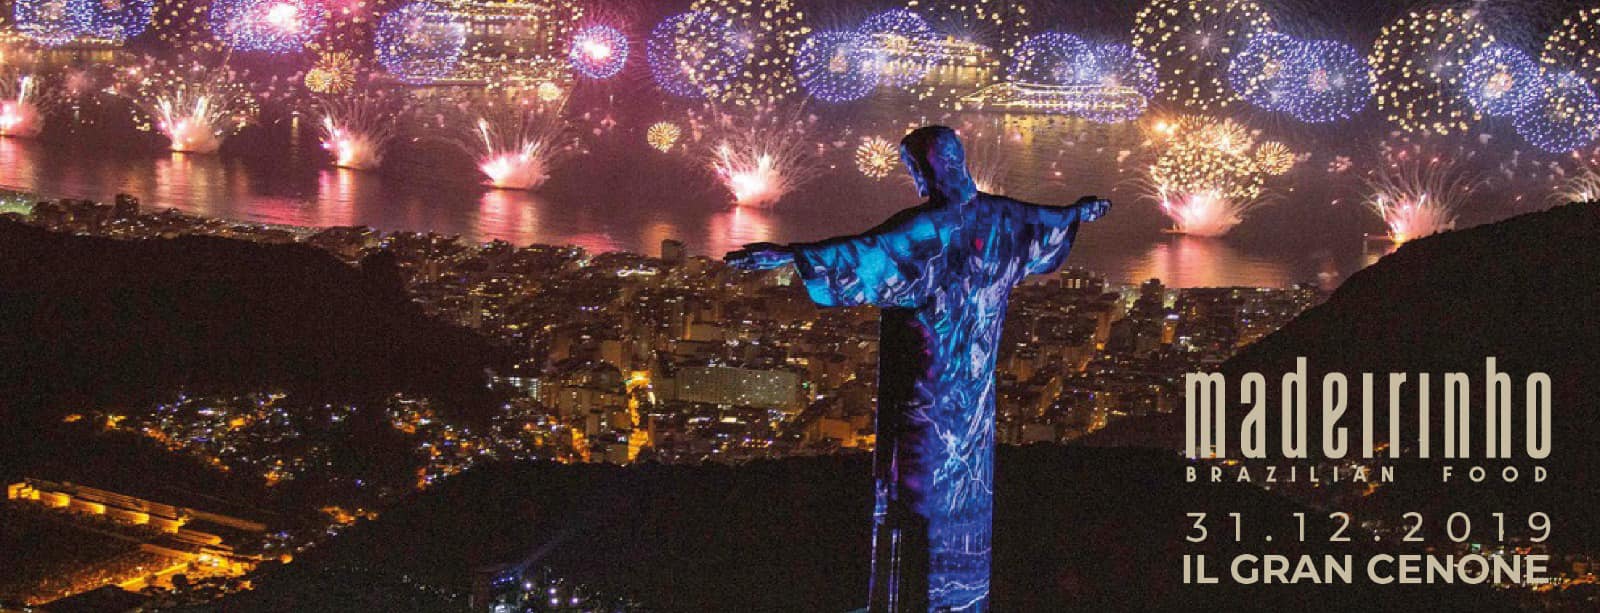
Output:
(1087, 202), (1600, 547)
(0, 218), (506, 421)
(228, 445), (1515, 612)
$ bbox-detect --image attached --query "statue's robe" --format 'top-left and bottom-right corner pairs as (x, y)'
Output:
(792, 193), (1082, 612)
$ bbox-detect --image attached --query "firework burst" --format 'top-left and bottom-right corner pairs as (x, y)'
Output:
(911, 0), (1030, 51)
(678, 0), (808, 107)
(1552, 163), (1600, 204)
(1364, 156), (1478, 244)
(1143, 116), (1289, 237)
(1132, 0), (1274, 112)
(569, 24), (630, 80)
(1514, 71), (1600, 153)
(1009, 32), (1097, 85)
(856, 9), (933, 89)
(646, 121), (682, 152)
(794, 31), (878, 103)
(1542, 7), (1600, 89)
(705, 108), (819, 208)
(316, 89), (407, 170)
(1287, 39), (1371, 124)
(1462, 44), (1540, 118)
(1228, 31), (1302, 112)
(1369, 8), (1495, 136)
(648, 11), (739, 100)
(209, 0), (328, 53)
(855, 135), (898, 179)
(1088, 43), (1158, 98)
(0, 71), (44, 138)
(12, 0), (152, 47)
(119, 60), (259, 154)
(464, 94), (573, 190)
(306, 52), (359, 94)
(1253, 141), (1295, 176)
(375, 2), (466, 84)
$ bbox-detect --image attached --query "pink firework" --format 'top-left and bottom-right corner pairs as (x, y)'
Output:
(705, 108), (819, 208)
(1158, 191), (1245, 238)
(1365, 157), (1478, 244)
(466, 95), (573, 190)
(316, 90), (405, 170)
(0, 74), (42, 137)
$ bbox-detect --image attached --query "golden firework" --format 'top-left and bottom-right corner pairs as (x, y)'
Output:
(1142, 115), (1295, 236)
(1543, 7), (1600, 88)
(1132, 0), (1274, 112)
(1254, 141), (1295, 176)
(646, 121), (682, 152)
(1370, 8), (1495, 136)
(535, 81), (564, 102)
(680, 0), (810, 107)
(854, 136), (899, 179)
(305, 52), (357, 94)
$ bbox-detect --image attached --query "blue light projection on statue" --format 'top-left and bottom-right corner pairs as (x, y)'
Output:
(726, 126), (1109, 612)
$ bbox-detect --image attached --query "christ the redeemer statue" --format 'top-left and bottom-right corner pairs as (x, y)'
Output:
(725, 126), (1110, 612)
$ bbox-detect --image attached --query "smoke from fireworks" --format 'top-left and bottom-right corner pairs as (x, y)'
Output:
(1365, 154), (1477, 244)
(119, 61), (259, 154)
(1143, 115), (1292, 237)
(317, 89), (406, 170)
(706, 108), (819, 208)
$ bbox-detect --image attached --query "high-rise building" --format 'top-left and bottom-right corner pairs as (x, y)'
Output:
(661, 239), (687, 265)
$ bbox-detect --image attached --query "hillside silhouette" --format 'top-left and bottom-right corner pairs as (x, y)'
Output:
(228, 445), (1514, 613)
(0, 219), (505, 421)
(1088, 203), (1600, 548)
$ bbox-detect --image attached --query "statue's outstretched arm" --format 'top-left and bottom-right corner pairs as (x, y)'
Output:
(1025, 196), (1112, 228)
(723, 242), (795, 271)
(1013, 196), (1112, 276)
(724, 207), (937, 308)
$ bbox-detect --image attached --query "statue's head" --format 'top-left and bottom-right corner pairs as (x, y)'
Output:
(900, 125), (978, 205)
